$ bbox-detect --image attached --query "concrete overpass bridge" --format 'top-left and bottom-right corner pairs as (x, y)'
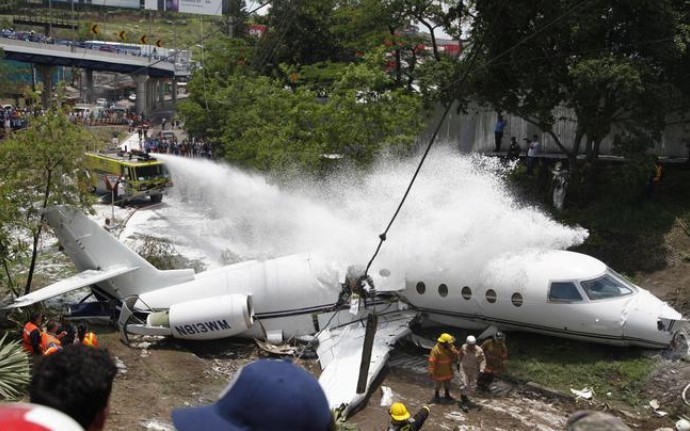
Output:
(0, 37), (190, 114)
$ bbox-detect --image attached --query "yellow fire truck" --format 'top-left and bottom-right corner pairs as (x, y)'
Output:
(85, 150), (172, 204)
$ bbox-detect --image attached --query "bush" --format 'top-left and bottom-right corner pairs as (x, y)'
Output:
(0, 332), (30, 401)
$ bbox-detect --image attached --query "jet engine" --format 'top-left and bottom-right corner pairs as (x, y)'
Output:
(146, 294), (254, 340)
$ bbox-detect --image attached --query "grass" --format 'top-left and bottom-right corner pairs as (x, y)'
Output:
(504, 331), (657, 407)
(502, 161), (690, 408)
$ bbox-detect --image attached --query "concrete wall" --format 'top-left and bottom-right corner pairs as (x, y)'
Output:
(422, 103), (689, 158)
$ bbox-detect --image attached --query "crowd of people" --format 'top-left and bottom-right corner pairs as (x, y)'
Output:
(22, 312), (98, 358)
(4, 317), (689, 430)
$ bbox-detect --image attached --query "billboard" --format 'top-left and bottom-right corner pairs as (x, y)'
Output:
(144, 0), (223, 16)
(50, 0), (140, 8)
(39, 0), (222, 16)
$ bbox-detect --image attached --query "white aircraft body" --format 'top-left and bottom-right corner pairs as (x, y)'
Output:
(5, 206), (685, 416)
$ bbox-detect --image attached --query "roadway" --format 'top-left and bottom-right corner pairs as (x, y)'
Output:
(0, 37), (183, 78)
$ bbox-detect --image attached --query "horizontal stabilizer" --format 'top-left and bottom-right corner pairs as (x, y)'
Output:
(4, 267), (138, 309)
(317, 309), (416, 418)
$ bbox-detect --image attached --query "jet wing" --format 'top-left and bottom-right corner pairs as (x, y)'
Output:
(317, 308), (416, 418)
(4, 267), (138, 309)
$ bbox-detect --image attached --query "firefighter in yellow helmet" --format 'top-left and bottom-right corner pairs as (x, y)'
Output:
(387, 402), (430, 431)
(428, 332), (459, 403)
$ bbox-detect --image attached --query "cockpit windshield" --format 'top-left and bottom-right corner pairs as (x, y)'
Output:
(580, 271), (634, 300)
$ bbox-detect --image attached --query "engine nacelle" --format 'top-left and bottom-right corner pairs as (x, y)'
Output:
(147, 294), (254, 340)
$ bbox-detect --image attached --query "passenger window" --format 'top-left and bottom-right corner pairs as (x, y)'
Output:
(461, 286), (472, 300)
(486, 289), (497, 303)
(511, 292), (523, 307)
(581, 274), (633, 300)
(438, 284), (448, 298)
(548, 282), (583, 302)
(416, 282), (426, 295)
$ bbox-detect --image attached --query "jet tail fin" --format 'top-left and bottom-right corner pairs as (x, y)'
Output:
(44, 206), (195, 300)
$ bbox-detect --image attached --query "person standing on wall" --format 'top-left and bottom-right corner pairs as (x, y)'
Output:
(494, 114), (507, 152)
(526, 134), (540, 176)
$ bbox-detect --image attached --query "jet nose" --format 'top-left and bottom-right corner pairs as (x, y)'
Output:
(624, 289), (684, 348)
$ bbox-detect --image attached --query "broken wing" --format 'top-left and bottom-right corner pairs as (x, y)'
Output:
(4, 267), (138, 309)
(317, 309), (416, 418)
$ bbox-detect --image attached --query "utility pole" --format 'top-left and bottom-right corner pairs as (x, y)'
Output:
(48, 0), (52, 38)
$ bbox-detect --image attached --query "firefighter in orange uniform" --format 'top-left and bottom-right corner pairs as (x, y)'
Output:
(78, 323), (98, 348)
(428, 332), (459, 403)
(479, 331), (508, 391)
(40, 320), (64, 356)
(22, 312), (44, 356)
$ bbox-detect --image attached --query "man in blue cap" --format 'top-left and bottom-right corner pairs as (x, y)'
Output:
(172, 359), (335, 431)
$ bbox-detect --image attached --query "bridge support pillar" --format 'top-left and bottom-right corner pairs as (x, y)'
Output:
(134, 74), (148, 118)
(36, 64), (55, 109)
(171, 79), (177, 104)
(158, 78), (165, 106)
(84, 69), (94, 104)
(146, 79), (156, 111)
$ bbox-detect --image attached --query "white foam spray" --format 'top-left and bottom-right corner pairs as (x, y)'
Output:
(155, 147), (588, 277)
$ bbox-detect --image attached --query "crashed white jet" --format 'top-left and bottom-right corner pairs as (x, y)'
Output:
(4, 206), (685, 417)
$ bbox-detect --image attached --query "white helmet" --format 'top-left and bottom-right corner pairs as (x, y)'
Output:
(466, 335), (476, 345)
(676, 419), (690, 431)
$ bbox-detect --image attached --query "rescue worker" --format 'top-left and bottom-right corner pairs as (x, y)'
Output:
(428, 332), (459, 403)
(506, 136), (521, 161)
(58, 316), (77, 346)
(22, 311), (44, 356)
(387, 402), (430, 431)
(656, 419), (690, 431)
(478, 331), (508, 391)
(677, 419), (690, 431)
(458, 335), (486, 412)
(40, 320), (64, 356)
(647, 158), (664, 199)
(78, 323), (99, 348)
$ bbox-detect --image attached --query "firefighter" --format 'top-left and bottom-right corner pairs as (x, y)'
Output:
(428, 332), (459, 403)
(22, 311), (44, 356)
(387, 402), (430, 431)
(40, 320), (64, 356)
(78, 323), (99, 348)
(458, 335), (486, 412)
(478, 331), (508, 391)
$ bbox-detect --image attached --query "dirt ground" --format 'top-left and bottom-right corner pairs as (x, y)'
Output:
(93, 220), (690, 431)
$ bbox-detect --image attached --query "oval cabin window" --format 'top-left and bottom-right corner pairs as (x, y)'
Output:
(461, 286), (472, 300)
(511, 292), (523, 307)
(438, 284), (448, 297)
(485, 289), (497, 303)
(416, 282), (426, 295)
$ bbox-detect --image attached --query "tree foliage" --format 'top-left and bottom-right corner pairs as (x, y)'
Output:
(179, 37), (425, 176)
(464, 0), (690, 165)
(0, 107), (97, 295)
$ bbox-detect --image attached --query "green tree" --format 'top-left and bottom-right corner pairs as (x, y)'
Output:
(465, 0), (690, 170)
(0, 108), (97, 295)
(180, 49), (424, 174)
